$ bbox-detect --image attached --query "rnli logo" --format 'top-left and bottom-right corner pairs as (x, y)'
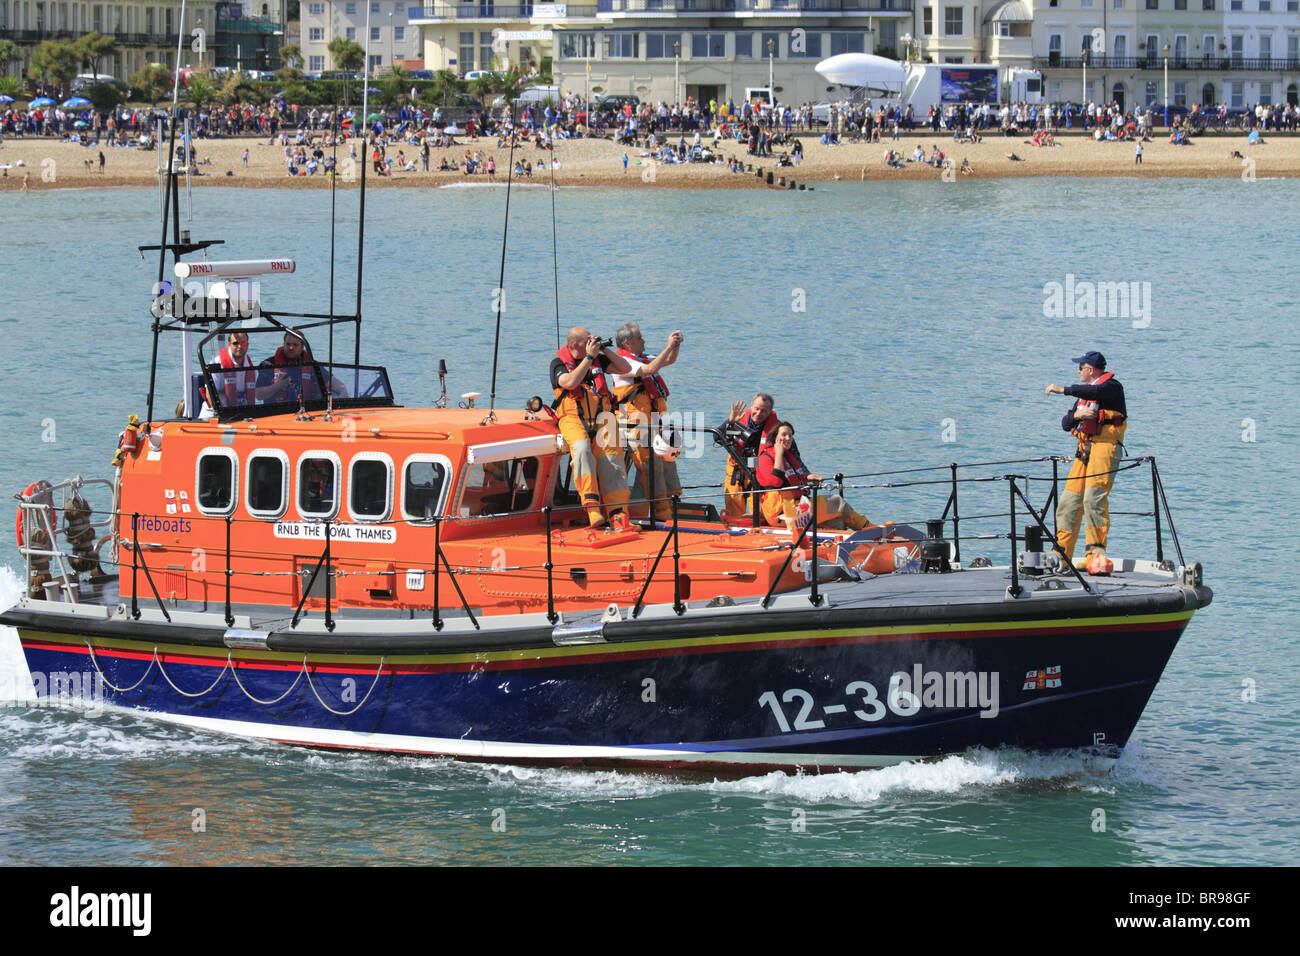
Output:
(1022, 666), (1063, 691)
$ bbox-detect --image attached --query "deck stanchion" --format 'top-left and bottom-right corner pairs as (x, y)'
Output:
(950, 462), (961, 565)
(323, 520), (335, 632)
(1010, 481), (1091, 594)
(130, 512), (140, 620)
(224, 515), (234, 627)
(1008, 479), (1022, 597)
(1151, 459), (1186, 568)
(1150, 457), (1164, 564)
(671, 496), (684, 616)
(1049, 457), (1060, 536)
(809, 479), (820, 607)
(432, 517), (442, 630)
(544, 506), (557, 624)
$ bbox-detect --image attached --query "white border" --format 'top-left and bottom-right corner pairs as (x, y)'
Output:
(296, 449), (343, 521)
(347, 451), (395, 523)
(245, 449), (290, 521)
(399, 453), (454, 523)
(195, 447), (239, 517)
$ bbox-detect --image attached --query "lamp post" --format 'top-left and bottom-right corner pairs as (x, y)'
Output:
(768, 37), (774, 91)
(388, 12), (393, 74)
(674, 40), (680, 107)
(902, 32), (911, 62)
(1082, 46), (1088, 113)
(1163, 42), (1170, 127)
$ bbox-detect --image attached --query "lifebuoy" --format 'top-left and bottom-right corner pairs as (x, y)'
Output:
(15, 480), (55, 548)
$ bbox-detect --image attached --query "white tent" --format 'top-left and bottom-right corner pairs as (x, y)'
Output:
(813, 54), (909, 97)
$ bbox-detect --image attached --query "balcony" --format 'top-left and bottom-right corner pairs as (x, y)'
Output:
(414, 0), (908, 15)
(1035, 55), (1300, 72)
(2, 27), (175, 46)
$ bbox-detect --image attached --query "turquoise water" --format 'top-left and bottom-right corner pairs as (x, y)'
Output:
(0, 181), (1296, 865)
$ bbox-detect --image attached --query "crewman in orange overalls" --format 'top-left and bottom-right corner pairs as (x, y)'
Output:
(551, 327), (634, 530)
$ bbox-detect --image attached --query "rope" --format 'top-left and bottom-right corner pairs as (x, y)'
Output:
(230, 654), (308, 706)
(83, 639), (155, 693)
(304, 655), (388, 716)
(153, 647), (232, 699)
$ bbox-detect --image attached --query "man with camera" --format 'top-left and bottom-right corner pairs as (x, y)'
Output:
(551, 327), (634, 530)
(609, 322), (684, 522)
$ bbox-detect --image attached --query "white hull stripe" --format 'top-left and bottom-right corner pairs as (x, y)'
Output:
(109, 704), (920, 769)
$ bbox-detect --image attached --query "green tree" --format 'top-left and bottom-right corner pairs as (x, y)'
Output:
(379, 64), (409, 105)
(74, 32), (117, 80)
(0, 76), (24, 98)
(84, 81), (126, 112)
(327, 37), (365, 73)
(279, 43), (304, 71)
(130, 63), (173, 106)
(0, 39), (18, 76)
(216, 74), (265, 106)
(30, 39), (80, 92)
(186, 74), (217, 109)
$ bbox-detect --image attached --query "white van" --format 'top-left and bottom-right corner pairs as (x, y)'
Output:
(514, 85), (560, 107)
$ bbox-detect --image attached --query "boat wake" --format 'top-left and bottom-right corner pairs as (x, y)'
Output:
(0, 566), (33, 705)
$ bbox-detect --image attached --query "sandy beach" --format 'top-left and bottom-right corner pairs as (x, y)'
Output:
(1, 128), (1294, 190)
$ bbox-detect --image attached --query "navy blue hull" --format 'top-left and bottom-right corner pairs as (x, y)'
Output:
(17, 615), (1188, 767)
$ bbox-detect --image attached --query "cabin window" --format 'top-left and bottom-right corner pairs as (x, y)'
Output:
(349, 454), (393, 522)
(196, 449), (238, 516)
(458, 457), (542, 517)
(297, 452), (341, 519)
(402, 456), (453, 522)
(246, 451), (288, 519)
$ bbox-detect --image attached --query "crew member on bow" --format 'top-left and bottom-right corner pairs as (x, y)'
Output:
(1045, 350), (1127, 569)
(610, 322), (683, 521)
(551, 326), (634, 530)
(756, 421), (872, 532)
(720, 393), (778, 520)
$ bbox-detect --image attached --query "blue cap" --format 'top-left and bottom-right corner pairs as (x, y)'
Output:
(1071, 351), (1106, 370)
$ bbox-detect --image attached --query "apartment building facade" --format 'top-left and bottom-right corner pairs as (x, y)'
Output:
(301, 0), (424, 73)
(1, 1), (217, 81)
(1030, 0), (1300, 108)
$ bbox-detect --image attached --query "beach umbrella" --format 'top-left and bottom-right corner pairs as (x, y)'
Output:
(0, 95), (14, 104)
(30, 97), (56, 107)
(62, 96), (91, 108)
(443, 124), (461, 135)
(366, 113), (383, 123)
(74, 120), (88, 127)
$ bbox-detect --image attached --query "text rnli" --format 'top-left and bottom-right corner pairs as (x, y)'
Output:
(273, 521), (397, 543)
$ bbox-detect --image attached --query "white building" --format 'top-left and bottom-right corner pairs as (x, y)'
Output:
(301, 0), (424, 74)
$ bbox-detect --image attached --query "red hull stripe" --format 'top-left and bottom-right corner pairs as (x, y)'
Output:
(20, 615), (1189, 676)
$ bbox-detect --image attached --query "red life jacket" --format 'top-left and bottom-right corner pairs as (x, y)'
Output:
(758, 441), (810, 492)
(554, 345), (611, 403)
(1073, 371), (1114, 437)
(614, 348), (670, 401)
(218, 346), (257, 404)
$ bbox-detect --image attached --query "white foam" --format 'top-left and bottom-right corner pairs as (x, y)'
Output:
(0, 707), (249, 760)
(0, 566), (34, 704)
(437, 181), (552, 190)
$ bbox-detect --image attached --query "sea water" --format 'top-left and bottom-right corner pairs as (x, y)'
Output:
(0, 180), (1295, 865)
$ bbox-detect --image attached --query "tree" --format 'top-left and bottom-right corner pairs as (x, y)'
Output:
(280, 43), (304, 72)
(216, 74), (265, 106)
(30, 39), (80, 92)
(327, 37), (365, 74)
(0, 76), (24, 99)
(130, 63), (173, 106)
(74, 32), (117, 80)
(186, 75), (217, 109)
(84, 81), (126, 112)
(0, 39), (18, 77)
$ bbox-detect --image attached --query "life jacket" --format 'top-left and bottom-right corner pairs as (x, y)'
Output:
(552, 346), (613, 431)
(1072, 372), (1125, 439)
(217, 346), (257, 405)
(758, 441), (810, 493)
(613, 348), (670, 406)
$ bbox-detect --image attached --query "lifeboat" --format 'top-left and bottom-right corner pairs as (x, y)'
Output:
(0, 140), (1212, 775)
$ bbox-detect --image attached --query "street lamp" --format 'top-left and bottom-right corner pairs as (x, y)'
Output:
(1082, 46), (1088, 112)
(673, 41), (680, 107)
(1163, 42), (1170, 127)
(388, 12), (393, 74)
(902, 32), (911, 62)
(768, 37), (774, 91)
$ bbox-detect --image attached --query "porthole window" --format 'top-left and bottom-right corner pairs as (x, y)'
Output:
(401, 456), (452, 522)
(297, 452), (341, 520)
(196, 449), (239, 516)
(348, 454), (393, 522)
(246, 451), (289, 519)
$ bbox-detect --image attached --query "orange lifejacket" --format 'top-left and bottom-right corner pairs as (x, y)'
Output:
(1073, 371), (1118, 438)
(553, 345), (612, 404)
(614, 348), (670, 403)
(757, 441), (810, 494)
(217, 347), (257, 405)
